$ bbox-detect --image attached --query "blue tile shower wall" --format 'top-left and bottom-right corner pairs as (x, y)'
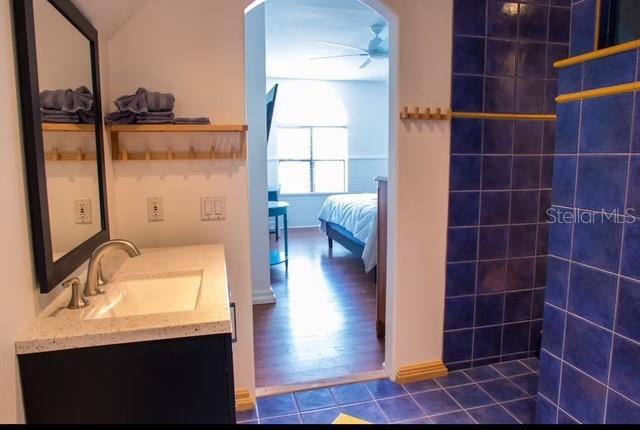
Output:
(445, 0), (570, 371)
(536, 3), (640, 424)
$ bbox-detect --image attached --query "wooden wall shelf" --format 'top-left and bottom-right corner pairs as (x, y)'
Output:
(42, 123), (96, 132)
(107, 124), (248, 161)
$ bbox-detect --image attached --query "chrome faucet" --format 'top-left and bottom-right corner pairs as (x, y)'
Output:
(84, 239), (141, 297)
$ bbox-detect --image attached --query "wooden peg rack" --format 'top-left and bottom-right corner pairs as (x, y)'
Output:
(107, 124), (248, 161)
(400, 106), (558, 122)
(45, 147), (96, 161)
(400, 106), (452, 121)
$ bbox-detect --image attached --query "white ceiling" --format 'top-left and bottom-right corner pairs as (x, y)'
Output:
(266, 0), (389, 81)
(71, 0), (146, 38)
(70, 0), (388, 81)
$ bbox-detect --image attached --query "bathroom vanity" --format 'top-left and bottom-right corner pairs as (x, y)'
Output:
(16, 245), (236, 424)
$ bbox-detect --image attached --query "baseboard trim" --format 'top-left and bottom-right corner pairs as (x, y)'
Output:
(395, 360), (448, 385)
(252, 287), (276, 305)
(235, 389), (255, 412)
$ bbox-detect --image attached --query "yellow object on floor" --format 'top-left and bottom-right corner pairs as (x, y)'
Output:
(332, 413), (370, 425)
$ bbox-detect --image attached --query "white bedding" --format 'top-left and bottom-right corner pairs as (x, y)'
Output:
(318, 193), (378, 273)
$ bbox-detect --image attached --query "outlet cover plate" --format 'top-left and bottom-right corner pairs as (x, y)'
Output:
(74, 199), (92, 224)
(147, 197), (164, 222)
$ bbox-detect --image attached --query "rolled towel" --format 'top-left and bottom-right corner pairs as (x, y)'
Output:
(40, 86), (93, 113)
(173, 117), (211, 125)
(136, 112), (175, 124)
(114, 88), (148, 114)
(145, 89), (175, 112)
(105, 111), (136, 125)
(115, 88), (175, 114)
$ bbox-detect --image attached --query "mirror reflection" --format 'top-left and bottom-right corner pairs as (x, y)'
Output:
(33, 0), (102, 261)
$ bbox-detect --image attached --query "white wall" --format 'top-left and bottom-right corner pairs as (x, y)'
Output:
(245, 2), (275, 305)
(267, 78), (388, 227)
(33, 0), (92, 91)
(0, 2), (38, 421)
(106, 0), (256, 396)
(0, 0), (90, 422)
(380, 0), (452, 378)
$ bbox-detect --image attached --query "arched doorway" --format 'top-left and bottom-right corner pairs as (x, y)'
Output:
(245, 0), (399, 391)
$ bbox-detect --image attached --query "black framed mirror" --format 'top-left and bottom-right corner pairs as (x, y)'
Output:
(599, 0), (640, 48)
(13, 0), (110, 293)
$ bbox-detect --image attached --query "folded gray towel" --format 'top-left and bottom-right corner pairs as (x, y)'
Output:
(136, 112), (175, 124)
(115, 88), (175, 114)
(40, 86), (93, 113)
(174, 117), (211, 125)
(42, 113), (80, 124)
(105, 111), (136, 125)
(78, 110), (96, 124)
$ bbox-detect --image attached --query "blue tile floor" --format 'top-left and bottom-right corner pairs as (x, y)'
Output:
(238, 358), (539, 425)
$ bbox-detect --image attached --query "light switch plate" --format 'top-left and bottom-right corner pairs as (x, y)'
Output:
(201, 197), (215, 221)
(147, 197), (164, 222)
(74, 199), (92, 224)
(201, 196), (225, 221)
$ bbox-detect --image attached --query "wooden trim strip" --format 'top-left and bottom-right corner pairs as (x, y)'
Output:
(400, 108), (557, 122)
(554, 39), (640, 69)
(556, 81), (640, 103)
(235, 388), (255, 412)
(451, 112), (557, 121)
(395, 360), (448, 385)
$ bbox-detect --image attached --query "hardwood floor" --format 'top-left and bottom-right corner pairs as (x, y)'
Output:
(253, 227), (385, 388)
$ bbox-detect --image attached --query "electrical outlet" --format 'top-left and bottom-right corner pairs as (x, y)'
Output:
(74, 199), (92, 224)
(201, 196), (225, 221)
(147, 197), (164, 222)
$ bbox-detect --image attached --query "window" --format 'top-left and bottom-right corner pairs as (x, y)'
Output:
(277, 126), (348, 194)
(600, 0), (640, 48)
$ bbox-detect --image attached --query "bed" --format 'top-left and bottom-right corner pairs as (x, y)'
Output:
(318, 193), (378, 273)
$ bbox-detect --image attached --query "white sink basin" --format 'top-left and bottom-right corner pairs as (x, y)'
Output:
(84, 271), (203, 320)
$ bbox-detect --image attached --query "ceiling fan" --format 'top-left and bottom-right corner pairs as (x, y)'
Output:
(309, 22), (388, 69)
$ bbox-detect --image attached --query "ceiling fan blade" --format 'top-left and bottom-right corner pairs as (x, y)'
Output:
(308, 54), (368, 61)
(316, 40), (369, 53)
(359, 58), (373, 69)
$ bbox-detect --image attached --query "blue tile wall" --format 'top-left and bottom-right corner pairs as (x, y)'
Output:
(569, 0), (596, 56)
(537, 1), (640, 422)
(446, 0), (569, 370)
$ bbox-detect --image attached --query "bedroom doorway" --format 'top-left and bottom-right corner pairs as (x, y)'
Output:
(246, 0), (392, 389)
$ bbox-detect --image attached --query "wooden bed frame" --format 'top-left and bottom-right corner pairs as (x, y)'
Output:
(324, 221), (366, 257)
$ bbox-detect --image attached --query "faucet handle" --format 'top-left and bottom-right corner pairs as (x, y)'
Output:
(63, 277), (89, 310)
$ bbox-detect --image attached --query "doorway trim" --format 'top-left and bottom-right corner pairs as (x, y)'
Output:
(244, 0), (400, 389)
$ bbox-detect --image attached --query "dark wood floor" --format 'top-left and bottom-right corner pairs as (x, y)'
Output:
(253, 228), (385, 388)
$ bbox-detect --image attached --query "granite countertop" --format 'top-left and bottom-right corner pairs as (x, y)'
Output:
(16, 245), (231, 355)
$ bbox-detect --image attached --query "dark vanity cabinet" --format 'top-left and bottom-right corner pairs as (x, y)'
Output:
(18, 334), (236, 424)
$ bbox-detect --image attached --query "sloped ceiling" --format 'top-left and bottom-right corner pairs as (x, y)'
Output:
(71, 0), (146, 39)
